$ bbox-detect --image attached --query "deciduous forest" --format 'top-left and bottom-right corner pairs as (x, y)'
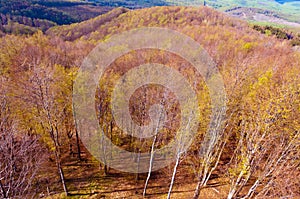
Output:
(0, 5), (299, 199)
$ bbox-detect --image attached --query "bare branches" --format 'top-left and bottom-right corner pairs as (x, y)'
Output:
(226, 71), (300, 199)
(0, 94), (45, 198)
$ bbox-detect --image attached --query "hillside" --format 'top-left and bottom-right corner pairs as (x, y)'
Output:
(47, 6), (253, 42)
(86, 0), (300, 28)
(225, 7), (300, 26)
(46, 7), (129, 41)
(205, 0), (300, 24)
(0, 6), (299, 199)
(46, 5), (300, 45)
(0, 0), (113, 34)
(1, 0), (300, 36)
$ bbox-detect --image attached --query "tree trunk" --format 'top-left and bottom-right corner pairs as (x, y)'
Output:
(53, 142), (68, 196)
(73, 102), (82, 161)
(136, 151), (141, 182)
(242, 180), (260, 199)
(57, 162), (68, 196)
(227, 170), (244, 199)
(193, 179), (202, 199)
(143, 105), (165, 197)
(227, 190), (235, 199)
(104, 165), (108, 176)
(110, 120), (113, 160)
(75, 128), (81, 161)
(143, 133), (157, 197)
(54, 147), (68, 196)
(167, 153), (181, 199)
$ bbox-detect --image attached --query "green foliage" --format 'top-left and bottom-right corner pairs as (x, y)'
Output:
(251, 24), (300, 46)
(252, 24), (291, 39)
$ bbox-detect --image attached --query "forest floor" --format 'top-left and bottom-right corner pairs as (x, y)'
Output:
(37, 144), (230, 199)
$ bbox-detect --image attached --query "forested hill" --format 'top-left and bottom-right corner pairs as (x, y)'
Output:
(86, 0), (300, 24)
(46, 6), (251, 42)
(1, 0), (300, 36)
(0, 5), (299, 198)
(46, 6), (300, 46)
(0, 0), (113, 34)
(46, 7), (129, 41)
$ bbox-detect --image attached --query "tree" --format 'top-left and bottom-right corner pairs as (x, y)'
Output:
(143, 103), (166, 197)
(226, 69), (300, 199)
(193, 109), (228, 199)
(3, 33), (82, 196)
(0, 87), (45, 198)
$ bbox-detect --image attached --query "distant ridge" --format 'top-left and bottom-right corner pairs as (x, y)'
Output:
(46, 7), (129, 41)
(47, 6), (255, 43)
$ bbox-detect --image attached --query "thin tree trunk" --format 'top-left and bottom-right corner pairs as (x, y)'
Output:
(193, 114), (229, 199)
(104, 165), (108, 176)
(73, 102), (82, 161)
(167, 153), (181, 199)
(135, 151), (141, 195)
(104, 125), (109, 175)
(100, 126), (109, 176)
(167, 114), (191, 199)
(143, 133), (158, 197)
(193, 179), (202, 199)
(136, 150), (141, 182)
(227, 170), (244, 199)
(242, 179), (260, 199)
(54, 148), (68, 196)
(110, 120), (113, 160)
(75, 128), (81, 161)
(52, 127), (68, 197)
(193, 165), (208, 199)
(58, 162), (68, 196)
(143, 106), (164, 197)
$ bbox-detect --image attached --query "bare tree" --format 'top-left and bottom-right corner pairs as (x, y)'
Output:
(143, 103), (166, 197)
(0, 94), (45, 198)
(226, 85), (300, 199)
(32, 66), (69, 195)
(11, 64), (71, 196)
(227, 117), (300, 199)
(167, 111), (193, 199)
(192, 107), (228, 199)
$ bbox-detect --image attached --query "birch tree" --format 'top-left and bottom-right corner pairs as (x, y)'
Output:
(227, 69), (300, 199)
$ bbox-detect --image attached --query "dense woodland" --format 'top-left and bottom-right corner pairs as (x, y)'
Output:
(0, 0), (113, 35)
(0, 6), (300, 199)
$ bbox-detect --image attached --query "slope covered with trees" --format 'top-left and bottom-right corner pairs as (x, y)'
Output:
(0, 6), (299, 198)
(0, 0), (113, 34)
(86, 0), (300, 25)
(1, 0), (300, 36)
(46, 7), (129, 41)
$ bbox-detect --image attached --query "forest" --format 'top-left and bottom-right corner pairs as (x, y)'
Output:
(0, 5), (300, 199)
(0, 0), (113, 34)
